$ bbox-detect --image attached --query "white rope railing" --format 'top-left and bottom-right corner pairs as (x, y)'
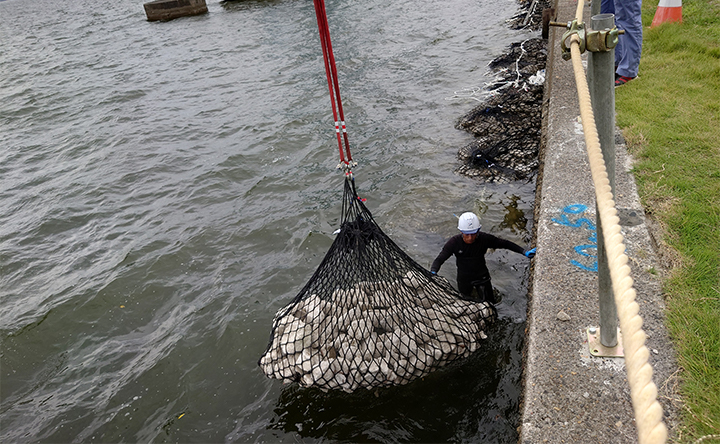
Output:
(567, 2), (668, 443)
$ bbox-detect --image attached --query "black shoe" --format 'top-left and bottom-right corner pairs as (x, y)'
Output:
(615, 74), (635, 87)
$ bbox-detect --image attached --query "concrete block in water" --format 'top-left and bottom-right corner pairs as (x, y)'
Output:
(144, 0), (207, 22)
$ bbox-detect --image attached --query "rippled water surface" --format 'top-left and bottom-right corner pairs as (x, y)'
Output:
(0, 0), (537, 441)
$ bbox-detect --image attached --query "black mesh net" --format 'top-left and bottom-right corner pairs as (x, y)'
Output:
(259, 178), (497, 392)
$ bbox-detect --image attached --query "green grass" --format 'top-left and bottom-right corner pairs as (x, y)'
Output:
(614, 0), (720, 441)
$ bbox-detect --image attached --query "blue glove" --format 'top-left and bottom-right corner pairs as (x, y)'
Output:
(524, 247), (536, 258)
(430, 271), (437, 275)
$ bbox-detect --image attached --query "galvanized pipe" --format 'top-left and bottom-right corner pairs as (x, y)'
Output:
(588, 13), (618, 348)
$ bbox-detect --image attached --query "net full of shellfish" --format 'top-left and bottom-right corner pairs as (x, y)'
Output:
(258, 178), (496, 392)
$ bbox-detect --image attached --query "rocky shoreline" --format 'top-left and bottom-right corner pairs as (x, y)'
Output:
(455, 0), (552, 183)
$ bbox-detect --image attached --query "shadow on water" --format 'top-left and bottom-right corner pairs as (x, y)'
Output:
(268, 319), (525, 443)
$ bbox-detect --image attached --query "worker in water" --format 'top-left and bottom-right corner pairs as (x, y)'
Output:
(430, 212), (536, 303)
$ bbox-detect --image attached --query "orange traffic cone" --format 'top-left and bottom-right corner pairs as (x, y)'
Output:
(651, 0), (682, 27)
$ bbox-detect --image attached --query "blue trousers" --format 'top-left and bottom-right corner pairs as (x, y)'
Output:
(600, 0), (643, 78)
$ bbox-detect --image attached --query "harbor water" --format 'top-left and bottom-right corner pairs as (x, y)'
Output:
(0, 0), (537, 441)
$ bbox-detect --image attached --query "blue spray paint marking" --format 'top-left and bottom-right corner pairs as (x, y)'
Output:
(552, 204), (598, 272)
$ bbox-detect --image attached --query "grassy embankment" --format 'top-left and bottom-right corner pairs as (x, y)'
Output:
(615, 0), (720, 441)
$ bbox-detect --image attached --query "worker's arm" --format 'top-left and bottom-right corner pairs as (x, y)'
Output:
(430, 237), (457, 274)
(485, 233), (526, 255)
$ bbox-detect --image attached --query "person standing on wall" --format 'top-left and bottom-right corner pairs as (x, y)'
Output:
(601, 0), (643, 86)
(430, 212), (536, 304)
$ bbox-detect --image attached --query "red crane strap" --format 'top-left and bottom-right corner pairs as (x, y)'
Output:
(313, 0), (353, 172)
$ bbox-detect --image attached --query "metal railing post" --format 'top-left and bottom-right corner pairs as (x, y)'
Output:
(588, 13), (618, 350)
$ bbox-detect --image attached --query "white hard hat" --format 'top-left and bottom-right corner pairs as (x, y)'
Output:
(457, 212), (481, 234)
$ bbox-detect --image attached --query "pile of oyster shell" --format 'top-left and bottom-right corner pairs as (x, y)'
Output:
(259, 271), (494, 392)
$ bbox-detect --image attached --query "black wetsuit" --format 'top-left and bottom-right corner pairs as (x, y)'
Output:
(430, 232), (525, 302)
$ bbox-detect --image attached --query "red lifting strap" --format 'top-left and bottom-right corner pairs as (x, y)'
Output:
(313, 0), (353, 169)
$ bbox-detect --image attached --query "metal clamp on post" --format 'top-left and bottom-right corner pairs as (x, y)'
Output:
(586, 26), (621, 52)
(557, 18), (624, 59)
(560, 19), (585, 60)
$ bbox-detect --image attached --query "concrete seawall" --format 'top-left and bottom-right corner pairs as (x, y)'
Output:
(521, 0), (680, 442)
